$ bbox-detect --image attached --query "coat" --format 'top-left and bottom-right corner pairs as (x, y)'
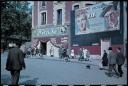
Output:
(83, 49), (87, 59)
(71, 50), (74, 56)
(108, 51), (117, 65)
(116, 52), (125, 65)
(6, 47), (25, 71)
(102, 52), (108, 66)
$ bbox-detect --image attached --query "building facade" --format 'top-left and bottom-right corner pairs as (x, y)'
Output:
(32, 1), (127, 58)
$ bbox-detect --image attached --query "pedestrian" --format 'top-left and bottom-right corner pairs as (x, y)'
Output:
(102, 50), (108, 67)
(27, 47), (31, 56)
(63, 48), (69, 61)
(107, 47), (119, 77)
(86, 50), (90, 61)
(59, 46), (63, 59)
(83, 48), (88, 61)
(20, 43), (26, 58)
(71, 49), (75, 59)
(116, 47), (125, 77)
(61, 46), (65, 59)
(63, 48), (67, 58)
(78, 48), (84, 61)
(31, 48), (34, 56)
(36, 47), (39, 56)
(5, 43), (26, 85)
(50, 46), (54, 57)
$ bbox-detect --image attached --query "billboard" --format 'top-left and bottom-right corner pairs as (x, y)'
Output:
(75, 2), (120, 35)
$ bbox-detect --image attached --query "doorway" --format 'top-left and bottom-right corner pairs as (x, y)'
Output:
(101, 38), (111, 58)
(40, 42), (47, 55)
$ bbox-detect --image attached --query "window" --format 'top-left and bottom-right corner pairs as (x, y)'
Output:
(42, 1), (46, 7)
(74, 5), (79, 10)
(57, 9), (62, 25)
(41, 12), (46, 25)
(85, 3), (93, 7)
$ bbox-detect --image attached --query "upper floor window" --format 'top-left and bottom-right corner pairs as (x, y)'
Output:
(42, 1), (46, 7)
(85, 3), (93, 7)
(74, 5), (79, 10)
(41, 12), (46, 25)
(57, 9), (62, 25)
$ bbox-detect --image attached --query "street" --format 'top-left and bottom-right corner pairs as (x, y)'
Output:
(1, 51), (127, 85)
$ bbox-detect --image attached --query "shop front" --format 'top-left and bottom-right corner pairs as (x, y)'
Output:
(32, 25), (68, 57)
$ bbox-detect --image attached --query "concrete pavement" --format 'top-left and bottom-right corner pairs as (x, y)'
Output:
(1, 52), (127, 85)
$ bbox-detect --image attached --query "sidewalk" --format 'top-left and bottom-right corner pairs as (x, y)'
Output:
(27, 54), (127, 71)
(27, 54), (102, 67)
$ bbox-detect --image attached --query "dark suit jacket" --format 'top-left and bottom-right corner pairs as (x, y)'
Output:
(116, 52), (125, 65)
(6, 47), (26, 71)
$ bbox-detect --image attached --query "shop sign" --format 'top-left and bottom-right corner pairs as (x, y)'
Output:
(32, 26), (67, 38)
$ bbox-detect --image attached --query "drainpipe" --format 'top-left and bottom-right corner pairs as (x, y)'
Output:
(67, 24), (71, 58)
(123, 1), (127, 58)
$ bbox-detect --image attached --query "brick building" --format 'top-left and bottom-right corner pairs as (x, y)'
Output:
(32, 1), (127, 58)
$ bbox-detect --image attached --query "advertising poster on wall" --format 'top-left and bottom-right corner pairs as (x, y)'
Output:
(75, 1), (120, 35)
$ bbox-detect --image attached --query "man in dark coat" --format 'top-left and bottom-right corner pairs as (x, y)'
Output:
(102, 50), (108, 66)
(6, 43), (26, 85)
(59, 46), (63, 59)
(107, 47), (119, 77)
(116, 47), (125, 77)
(78, 48), (84, 61)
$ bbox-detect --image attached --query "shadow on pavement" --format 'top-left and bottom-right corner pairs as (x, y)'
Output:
(19, 78), (38, 85)
(1, 74), (11, 85)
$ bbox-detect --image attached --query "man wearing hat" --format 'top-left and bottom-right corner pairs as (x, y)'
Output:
(6, 43), (26, 85)
(107, 47), (119, 77)
(116, 47), (125, 77)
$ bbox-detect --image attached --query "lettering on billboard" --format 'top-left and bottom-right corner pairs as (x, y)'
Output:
(75, 2), (120, 35)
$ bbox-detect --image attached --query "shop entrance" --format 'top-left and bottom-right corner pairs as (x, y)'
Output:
(101, 38), (111, 57)
(40, 42), (47, 55)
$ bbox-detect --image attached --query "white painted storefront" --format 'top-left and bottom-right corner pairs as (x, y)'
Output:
(46, 41), (59, 57)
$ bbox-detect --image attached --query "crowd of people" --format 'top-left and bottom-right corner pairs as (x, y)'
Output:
(58, 46), (91, 62)
(101, 47), (125, 78)
(19, 44), (42, 58)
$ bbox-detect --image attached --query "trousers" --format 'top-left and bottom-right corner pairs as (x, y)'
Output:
(10, 70), (20, 85)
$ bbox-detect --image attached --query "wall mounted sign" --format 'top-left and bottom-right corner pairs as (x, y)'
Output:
(32, 25), (68, 38)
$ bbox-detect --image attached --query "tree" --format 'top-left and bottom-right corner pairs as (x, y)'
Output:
(1, 1), (32, 47)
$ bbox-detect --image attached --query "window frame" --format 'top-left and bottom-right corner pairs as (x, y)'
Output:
(41, 12), (47, 25)
(57, 9), (62, 25)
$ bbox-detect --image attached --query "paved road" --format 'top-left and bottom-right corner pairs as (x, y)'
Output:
(1, 52), (127, 85)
